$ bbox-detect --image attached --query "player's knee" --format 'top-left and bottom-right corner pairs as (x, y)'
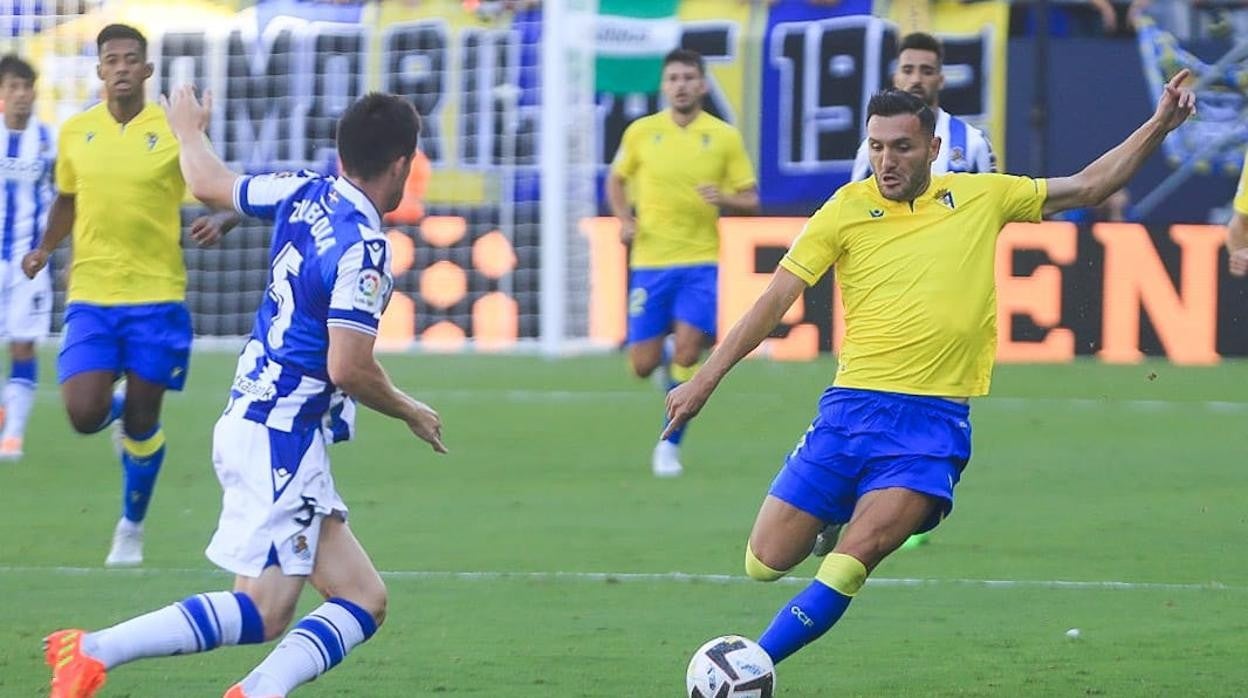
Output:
(65, 401), (111, 434)
(744, 543), (791, 583)
(256, 602), (298, 642)
(628, 355), (659, 379)
(672, 346), (702, 368)
(339, 581), (388, 629)
(122, 409), (160, 438)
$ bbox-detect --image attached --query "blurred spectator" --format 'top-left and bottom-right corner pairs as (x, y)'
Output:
(1012, 0), (1129, 37)
(1129, 0), (1248, 40)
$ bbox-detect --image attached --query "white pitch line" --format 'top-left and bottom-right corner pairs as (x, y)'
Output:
(0, 565), (1239, 592)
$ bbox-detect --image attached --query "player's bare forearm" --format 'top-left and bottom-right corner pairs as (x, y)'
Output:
(606, 172), (633, 224)
(327, 327), (447, 452)
(1228, 213), (1248, 251)
(700, 267), (807, 386)
(1043, 119), (1167, 216)
(720, 186), (760, 215)
(178, 133), (239, 211)
(39, 193), (75, 253)
(1044, 69), (1195, 216)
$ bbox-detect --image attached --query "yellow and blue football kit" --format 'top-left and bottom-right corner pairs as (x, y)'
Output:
(757, 172), (1049, 665)
(611, 110), (755, 342)
(769, 172), (1048, 531)
(55, 102), (191, 391)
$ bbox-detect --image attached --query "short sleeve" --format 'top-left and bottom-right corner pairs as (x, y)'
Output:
(1235, 151), (1248, 216)
(985, 173), (1047, 223)
(233, 170), (319, 220)
(611, 122), (641, 178)
(723, 129), (757, 191)
(326, 234), (393, 337)
(54, 128), (75, 194)
(779, 195), (845, 286)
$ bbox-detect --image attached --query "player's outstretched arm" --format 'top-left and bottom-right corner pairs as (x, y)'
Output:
(1043, 68), (1195, 217)
(663, 267), (807, 439)
(327, 327), (448, 454)
(21, 193), (74, 279)
(162, 84), (239, 210)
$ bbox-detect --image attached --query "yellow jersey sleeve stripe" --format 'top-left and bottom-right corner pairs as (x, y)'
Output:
(779, 255), (820, 285)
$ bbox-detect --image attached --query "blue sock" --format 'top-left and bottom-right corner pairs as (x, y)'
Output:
(94, 390), (125, 433)
(757, 553), (867, 664)
(121, 424), (166, 524)
(757, 580), (852, 664)
(10, 357), (35, 382)
(661, 362), (700, 446)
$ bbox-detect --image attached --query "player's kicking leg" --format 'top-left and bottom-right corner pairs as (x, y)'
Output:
(747, 488), (937, 663)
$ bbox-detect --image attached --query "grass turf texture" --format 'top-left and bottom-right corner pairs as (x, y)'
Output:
(2, 353), (1245, 696)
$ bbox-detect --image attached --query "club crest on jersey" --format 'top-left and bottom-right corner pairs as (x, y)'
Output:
(949, 146), (967, 166)
(934, 188), (956, 210)
(145, 132), (158, 151)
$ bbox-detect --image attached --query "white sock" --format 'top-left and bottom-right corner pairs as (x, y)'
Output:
(240, 598), (377, 695)
(83, 591), (265, 669)
(2, 378), (35, 440)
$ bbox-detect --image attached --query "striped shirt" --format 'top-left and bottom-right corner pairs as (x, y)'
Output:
(851, 108), (996, 182)
(224, 172), (392, 442)
(0, 119), (54, 261)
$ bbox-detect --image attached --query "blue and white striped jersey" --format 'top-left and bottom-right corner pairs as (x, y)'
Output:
(851, 108), (996, 182)
(225, 172), (393, 442)
(0, 119), (55, 261)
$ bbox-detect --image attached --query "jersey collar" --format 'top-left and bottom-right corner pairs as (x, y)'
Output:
(332, 176), (382, 230)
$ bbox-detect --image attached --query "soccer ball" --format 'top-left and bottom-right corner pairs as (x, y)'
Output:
(685, 635), (776, 698)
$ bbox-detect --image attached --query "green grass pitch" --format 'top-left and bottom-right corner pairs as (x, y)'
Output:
(1, 352), (1246, 696)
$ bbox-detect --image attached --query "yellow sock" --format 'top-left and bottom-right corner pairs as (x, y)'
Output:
(670, 361), (701, 384)
(815, 553), (868, 596)
(744, 544), (789, 582)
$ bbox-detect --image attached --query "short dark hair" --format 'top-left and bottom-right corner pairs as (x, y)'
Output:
(337, 93), (421, 180)
(662, 48), (705, 76)
(0, 54), (36, 83)
(97, 24), (147, 58)
(867, 89), (936, 138)
(899, 32), (943, 65)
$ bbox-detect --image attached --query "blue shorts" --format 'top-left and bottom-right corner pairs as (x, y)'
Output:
(58, 302), (193, 391)
(627, 264), (717, 343)
(768, 387), (972, 534)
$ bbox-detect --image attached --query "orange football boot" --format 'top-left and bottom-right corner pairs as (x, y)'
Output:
(43, 629), (106, 698)
(223, 684), (282, 698)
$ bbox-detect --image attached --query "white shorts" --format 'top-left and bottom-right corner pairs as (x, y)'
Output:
(1, 261), (51, 341)
(205, 415), (348, 578)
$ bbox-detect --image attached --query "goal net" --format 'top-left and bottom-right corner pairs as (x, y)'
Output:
(2, 0), (602, 354)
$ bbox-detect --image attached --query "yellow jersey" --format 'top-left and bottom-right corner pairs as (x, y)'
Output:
(781, 172), (1048, 397)
(56, 102), (186, 304)
(1235, 151), (1248, 216)
(611, 110), (756, 269)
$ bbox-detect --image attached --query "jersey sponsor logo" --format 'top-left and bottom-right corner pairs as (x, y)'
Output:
(85, 131), (95, 143)
(273, 466), (294, 494)
(868, 208), (884, 218)
(0, 156), (48, 183)
(145, 132), (158, 151)
(353, 268), (385, 313)
(232, 374), (278, 401)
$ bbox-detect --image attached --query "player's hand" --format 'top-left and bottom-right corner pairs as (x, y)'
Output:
(160, 84), (213, 139)
(696, 184), (723, 206)
(619, 218), (636, 244)
(1229, 248), (1248, 277)
(1153, 68), (1196, 133)
(20, 248), (48, 279)
(662, 376), (715, 440)
(190, 214), (225, 247)
(406, 400), (448, 454)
